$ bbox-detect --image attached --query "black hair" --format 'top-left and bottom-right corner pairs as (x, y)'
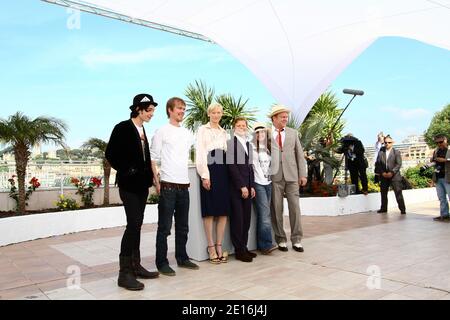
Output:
(434, 134), (447, 140)
(130, 104), (153, 118)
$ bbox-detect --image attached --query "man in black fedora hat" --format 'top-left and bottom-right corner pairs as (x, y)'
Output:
(105, 93), (159, 291)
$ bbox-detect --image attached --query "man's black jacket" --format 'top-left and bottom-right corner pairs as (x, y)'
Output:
(105, 119), (153, 192)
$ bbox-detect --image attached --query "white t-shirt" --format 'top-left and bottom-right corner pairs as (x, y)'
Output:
(253, 144), (271, 185)
(134, 124), (146, 161)
(150, 123), (194, 184)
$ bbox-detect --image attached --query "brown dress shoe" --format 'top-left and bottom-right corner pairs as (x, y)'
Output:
(246, 250), (257, 258)
(235, 251), (253, 262)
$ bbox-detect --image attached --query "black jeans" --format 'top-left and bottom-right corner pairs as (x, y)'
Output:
(119, 188), (149, 257)
(348, 164), (368, 193)
(380, 178), (406, 212)
(155, 187), (190, 268)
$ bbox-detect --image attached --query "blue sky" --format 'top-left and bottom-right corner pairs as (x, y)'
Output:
(1, 0), (449, 151)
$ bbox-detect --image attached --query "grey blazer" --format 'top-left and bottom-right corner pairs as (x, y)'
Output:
(270, 127), (307, 182)
(374, 147), (402, 182)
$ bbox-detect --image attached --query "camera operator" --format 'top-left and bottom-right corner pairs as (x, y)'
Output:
(336, 133), (368, 195)
(426, 134), (450, 221)
(305, 149), (321, 191)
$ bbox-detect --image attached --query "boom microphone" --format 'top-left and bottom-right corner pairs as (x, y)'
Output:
(343, 89), (364, 96)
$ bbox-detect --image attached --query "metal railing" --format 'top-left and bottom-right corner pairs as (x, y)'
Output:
(0, 160), (116, 192)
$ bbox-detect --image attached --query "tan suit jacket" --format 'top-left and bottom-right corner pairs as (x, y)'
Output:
(270, 127), (307, 182)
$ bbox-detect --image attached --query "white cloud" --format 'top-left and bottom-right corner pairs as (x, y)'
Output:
(380, 106), (430, 120)
(80, 44), (233, 67)
(394, 127), (421, 142)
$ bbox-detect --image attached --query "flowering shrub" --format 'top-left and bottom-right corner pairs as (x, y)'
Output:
(147, 193), (160, 204)
(54, 194), (79, 211)
(8, 175), (41, 210)
(309, 181), (338, 197)
(71, 176), (102, 207)
(404, 166), (434, 189)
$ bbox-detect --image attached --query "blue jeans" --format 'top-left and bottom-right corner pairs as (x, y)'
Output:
(436, 178), (450, 217)
(253, 183), (275, 251)
(155, 187), (190, 269)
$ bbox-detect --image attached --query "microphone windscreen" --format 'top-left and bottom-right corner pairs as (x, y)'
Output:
(343, 89), (364, 96)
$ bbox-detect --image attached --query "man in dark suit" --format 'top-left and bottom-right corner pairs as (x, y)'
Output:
(375, 135), (406, 214)
(336, 134), (369, 195)
(105, 93), (159, 291)
(227, 117), (256, 262)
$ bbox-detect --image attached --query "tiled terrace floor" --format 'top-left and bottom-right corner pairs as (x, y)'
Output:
(1, 201), (450, 300)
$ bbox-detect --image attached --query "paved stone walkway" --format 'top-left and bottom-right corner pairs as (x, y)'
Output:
(1, 201), (449, 300)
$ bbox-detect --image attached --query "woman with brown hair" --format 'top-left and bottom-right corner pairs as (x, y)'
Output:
(251, 123), (277, 255)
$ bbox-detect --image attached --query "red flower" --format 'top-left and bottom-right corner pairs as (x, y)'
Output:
(29, 177), (40, 188)
(91, 177), (102, 187)
(71, 177), (80, 185)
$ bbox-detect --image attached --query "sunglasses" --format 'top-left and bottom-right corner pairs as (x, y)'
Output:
(436, 140), (445, 144)
(385, 141), (393, 144)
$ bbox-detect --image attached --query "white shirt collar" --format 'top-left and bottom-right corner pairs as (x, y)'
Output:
(235, 134), (248, 153)
(272, 125), (285, 132)
(205, 122), (225, 132)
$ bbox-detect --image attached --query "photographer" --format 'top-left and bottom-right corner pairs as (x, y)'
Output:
(305, 149), (321, 191)
(336, 134), (368, 195)
(425, 134), (450, 221)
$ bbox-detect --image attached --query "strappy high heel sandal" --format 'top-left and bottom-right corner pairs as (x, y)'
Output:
(215, 244), (228, 263)
(207, 245), (221, 264)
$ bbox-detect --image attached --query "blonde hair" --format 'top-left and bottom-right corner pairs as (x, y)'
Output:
(207, 102), (223, 115)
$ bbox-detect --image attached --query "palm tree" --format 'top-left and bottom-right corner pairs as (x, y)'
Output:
(217, 94), (257, 130)
(81, 138), (111, 205)
(184, 80), (215, 131)
(0, 112), (67, 213)
(288, 113), (340, 171)
(184, 80), (257, 131)
(302, 91), (345, 147)
(287, 91), (345, 180)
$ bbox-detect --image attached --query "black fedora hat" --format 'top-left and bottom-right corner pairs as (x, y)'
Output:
(129, 93), (158, 110)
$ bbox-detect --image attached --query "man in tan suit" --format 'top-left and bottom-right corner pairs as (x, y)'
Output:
(269, 104), (307, 252)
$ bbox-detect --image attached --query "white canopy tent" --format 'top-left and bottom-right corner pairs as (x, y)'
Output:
(43, 0), (450, 122)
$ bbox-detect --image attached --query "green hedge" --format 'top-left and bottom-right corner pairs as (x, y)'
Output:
(403, 166), (434, 189)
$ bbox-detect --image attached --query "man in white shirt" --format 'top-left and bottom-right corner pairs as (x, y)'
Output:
(150, 97), (199, 276)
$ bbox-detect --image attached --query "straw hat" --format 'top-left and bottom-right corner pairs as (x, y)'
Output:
(253, 122), (267, 132)
(267, 104), (291, 118)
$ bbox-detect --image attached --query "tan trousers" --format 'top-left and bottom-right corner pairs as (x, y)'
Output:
(270, 179), (303, 244)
